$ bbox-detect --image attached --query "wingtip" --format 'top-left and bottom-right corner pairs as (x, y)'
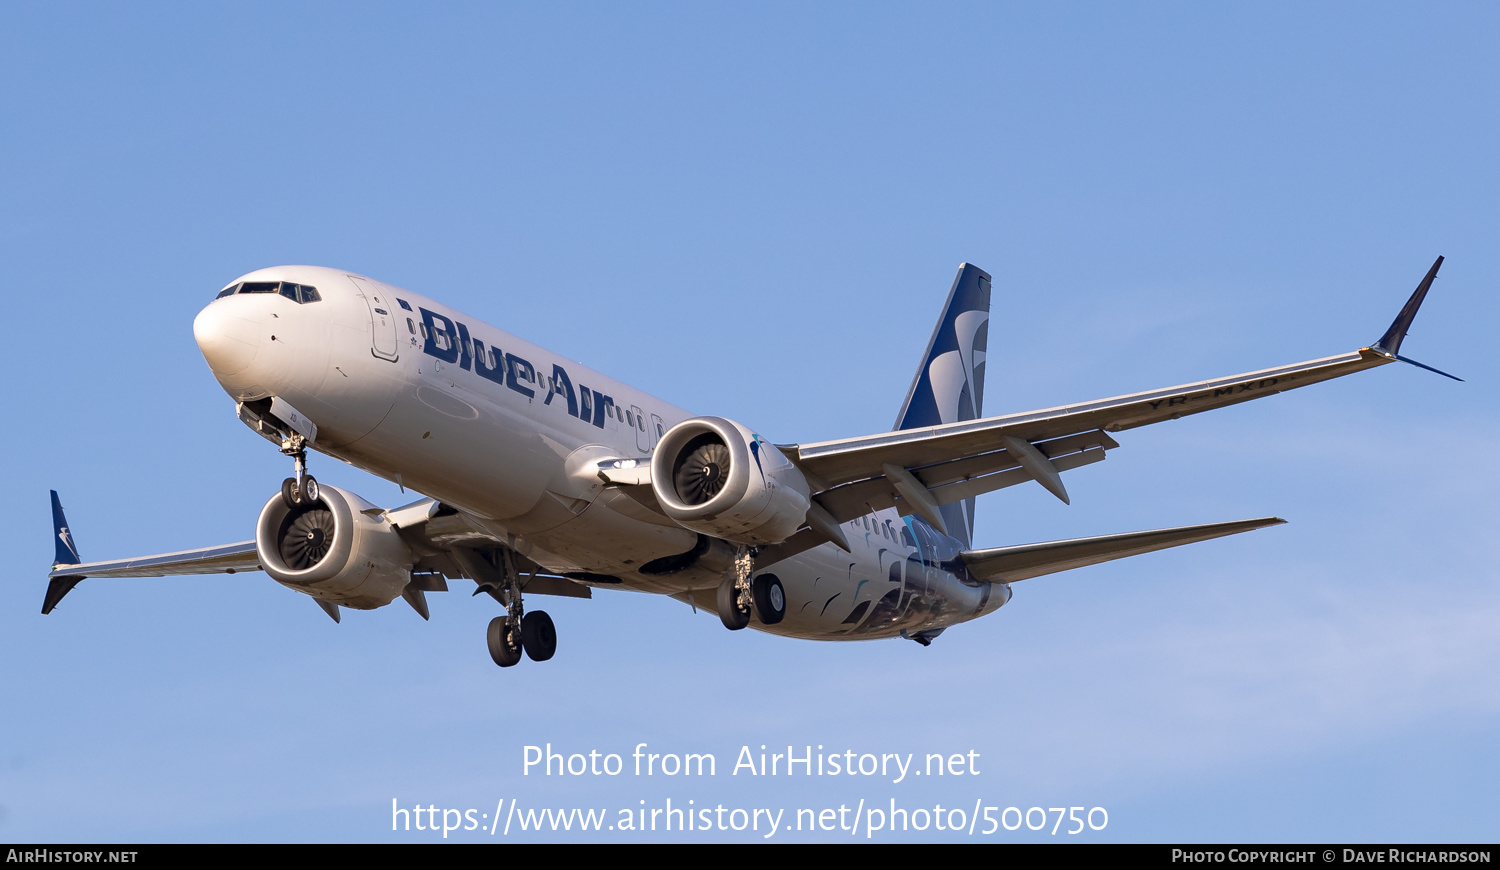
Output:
(42, 575), (83, 615)
(1373, 256), (1444, 357)
(1238, 516), (1287, 531)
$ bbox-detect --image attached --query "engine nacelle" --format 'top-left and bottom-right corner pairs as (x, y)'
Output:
(650, 416), (811, 546)
(256, 484), (414, 610)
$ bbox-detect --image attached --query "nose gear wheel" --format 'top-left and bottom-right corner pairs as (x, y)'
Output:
(277, 432), (318, 509)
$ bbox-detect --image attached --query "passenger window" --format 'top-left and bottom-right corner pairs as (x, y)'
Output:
(625, 410), (634, 426)
(420, 324), (430, 340)
(406, 318), (416, 334)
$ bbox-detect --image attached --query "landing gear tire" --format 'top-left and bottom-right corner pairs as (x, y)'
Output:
(521, 611), (557, 662)
(281, 477), (302, 509)
(486, 616), (522, 667)
(753, 574), (785, 625)
(717, 577), (750, 631)
(299, 475), (319, 505)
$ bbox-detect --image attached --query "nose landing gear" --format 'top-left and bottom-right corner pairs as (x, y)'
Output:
(278, 433), (320, 509)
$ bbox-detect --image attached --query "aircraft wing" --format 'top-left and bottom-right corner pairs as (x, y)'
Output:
(780, 257), (1453, 538)
(43, 541), (260, 614)
(47, 541), (260, 581)
(43, 493), (589, 618)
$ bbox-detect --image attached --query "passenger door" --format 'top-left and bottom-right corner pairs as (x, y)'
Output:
(347, 276), (399, 362)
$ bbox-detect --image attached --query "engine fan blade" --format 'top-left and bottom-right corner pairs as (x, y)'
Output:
(674, 441), (731, 505)
(280, 508), (335, 570)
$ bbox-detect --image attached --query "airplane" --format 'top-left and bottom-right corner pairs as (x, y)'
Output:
(44, 258), (1458, 667)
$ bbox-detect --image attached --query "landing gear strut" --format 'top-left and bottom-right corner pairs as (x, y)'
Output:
(278, 433), (319, 509)
(715, 547), (786, 630)
(478, 548), (556, 667)
(716, 546), (756, 630)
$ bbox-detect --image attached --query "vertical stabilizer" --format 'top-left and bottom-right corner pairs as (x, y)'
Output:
(893, 263), (992, 545)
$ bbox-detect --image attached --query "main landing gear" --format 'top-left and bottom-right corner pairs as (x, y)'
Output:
(715, 546), (785, 630)
(278, 432), (320, 509)
(483, 549), (557, 668)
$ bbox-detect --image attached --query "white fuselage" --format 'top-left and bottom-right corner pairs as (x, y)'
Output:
(193, 266), (1008, 640)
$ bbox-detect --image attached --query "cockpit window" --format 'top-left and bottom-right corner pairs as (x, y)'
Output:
(218, 281), (321, 303)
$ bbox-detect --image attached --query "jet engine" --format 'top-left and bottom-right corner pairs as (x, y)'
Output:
(255, 484), (414, 609)
(650, 416), (811, 546)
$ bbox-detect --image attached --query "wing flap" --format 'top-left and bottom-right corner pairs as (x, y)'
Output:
(961, 517), (1286, 583)
(815, 441), (1112, 524)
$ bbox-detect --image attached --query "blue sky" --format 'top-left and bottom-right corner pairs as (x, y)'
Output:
(2, 2), (1496, 842)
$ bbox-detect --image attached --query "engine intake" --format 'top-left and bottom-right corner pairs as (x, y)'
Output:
(256, 484), (414, 610)
(651, 417), (811, 545)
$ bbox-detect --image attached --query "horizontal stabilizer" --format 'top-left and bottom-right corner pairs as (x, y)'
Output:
(961, 517), (1286, 583)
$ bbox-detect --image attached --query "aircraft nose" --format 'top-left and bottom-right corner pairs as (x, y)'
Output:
(193, 301), (260, 377)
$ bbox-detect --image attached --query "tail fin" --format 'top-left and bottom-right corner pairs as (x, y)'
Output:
(894, 263), (992, 545)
